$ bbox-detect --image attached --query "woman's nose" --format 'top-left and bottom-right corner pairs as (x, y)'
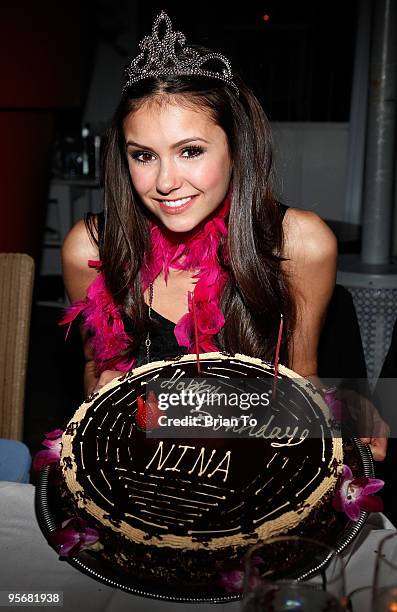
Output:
(156, 159), (182, 194)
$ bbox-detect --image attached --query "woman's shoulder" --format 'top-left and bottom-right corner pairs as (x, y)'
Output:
(61, 218), (100, 302)
(281, 205), (337, 264)
(62, 218), (99, 265)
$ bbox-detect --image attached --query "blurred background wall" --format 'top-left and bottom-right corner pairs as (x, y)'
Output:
(0, 2), (83, 259)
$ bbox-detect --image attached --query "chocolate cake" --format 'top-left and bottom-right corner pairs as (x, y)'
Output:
(59, 351), (345, 590)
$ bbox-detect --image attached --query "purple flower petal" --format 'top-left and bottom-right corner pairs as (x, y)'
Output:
(345, 501), (361, 521)
(42, 438), (61, 450)
(49, 518), (100, 558)
(350, 477), (369, 488)
(50, 527), (78, 545)
(81, 528), (100, 547)
(219, 569), (244, 593)
(33, 449), (61, 471)
(362, 479), (385, 495)
(33, 429), (63, 471)
(358, 495), (384, 513)
(341, 464), (353, 481)
(218, 553), (265, 594)
(44, 429), (64, 439)
(323, 391), (344, 421)
(50, 528), (80, 556)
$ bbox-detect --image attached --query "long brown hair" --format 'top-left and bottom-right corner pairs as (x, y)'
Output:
(86, 45), (296, 367)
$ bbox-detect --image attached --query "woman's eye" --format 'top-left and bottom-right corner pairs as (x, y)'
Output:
(181, 145), (204, 159)
(130, 151), (154, 165)
(130, 145), (204, 165)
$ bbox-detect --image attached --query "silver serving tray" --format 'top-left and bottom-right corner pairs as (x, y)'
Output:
(35, 438), (374, 604)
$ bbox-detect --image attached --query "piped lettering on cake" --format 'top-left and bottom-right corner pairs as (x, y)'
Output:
(145, 441), (231, 482)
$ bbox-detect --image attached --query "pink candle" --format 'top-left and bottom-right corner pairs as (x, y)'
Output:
(273, 314), (284, 399)
(189, 290), (202, 376)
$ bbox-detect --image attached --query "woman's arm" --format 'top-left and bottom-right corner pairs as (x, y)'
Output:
(61, 219), (101, 397)
(281, 207), (337, 378)
(281, 208), (388, 460)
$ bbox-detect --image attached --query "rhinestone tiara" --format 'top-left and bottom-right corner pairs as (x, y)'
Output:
(122, 10), (239, 96)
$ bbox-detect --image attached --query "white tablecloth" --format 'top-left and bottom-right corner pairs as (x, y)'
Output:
(0, 482), (395, 611)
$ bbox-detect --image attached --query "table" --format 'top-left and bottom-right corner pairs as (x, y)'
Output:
(0, 482), (395, 611)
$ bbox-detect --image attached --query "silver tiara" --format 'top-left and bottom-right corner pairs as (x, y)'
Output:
(122, 11), (239, 96)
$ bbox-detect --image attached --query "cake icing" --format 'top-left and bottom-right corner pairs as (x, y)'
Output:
(59, 352), (343, 587)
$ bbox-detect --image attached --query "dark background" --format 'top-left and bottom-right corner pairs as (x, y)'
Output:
(56, 0), (357, 141)
(136, 2), (357, 122)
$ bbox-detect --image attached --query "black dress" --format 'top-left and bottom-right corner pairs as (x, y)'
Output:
(116, 201), (291, 368)
(134, 307), (189, 367)
(87, 204), (367, 383)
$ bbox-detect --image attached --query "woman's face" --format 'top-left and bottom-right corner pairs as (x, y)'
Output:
(124, 99), (233, 234)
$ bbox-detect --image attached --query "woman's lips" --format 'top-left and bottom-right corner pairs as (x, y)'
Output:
(158, 195), (197, 214)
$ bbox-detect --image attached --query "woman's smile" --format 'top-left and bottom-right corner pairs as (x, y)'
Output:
(158, 195), (197, 214)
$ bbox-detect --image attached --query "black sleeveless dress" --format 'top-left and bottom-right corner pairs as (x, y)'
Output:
(87, 202), (289, 368)
(134, 307), (189, 367)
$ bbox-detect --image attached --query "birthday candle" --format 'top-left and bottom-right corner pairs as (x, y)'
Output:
(273, 313), (284, 399)
(189, 290), (202, 376)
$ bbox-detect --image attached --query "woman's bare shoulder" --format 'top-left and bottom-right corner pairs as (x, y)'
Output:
(280, 208), (337, 377)
(282, 206), (337, 264)
(61, 218), (100, 302)
(62, 218), (99, 264)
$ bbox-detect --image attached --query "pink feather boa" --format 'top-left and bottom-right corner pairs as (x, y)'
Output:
(59, 185), (232, 374)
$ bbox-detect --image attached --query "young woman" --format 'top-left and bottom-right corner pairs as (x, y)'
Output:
(61, 11), (387, 460)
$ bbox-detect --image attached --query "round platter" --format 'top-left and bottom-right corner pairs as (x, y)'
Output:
(35, 438), (373, 604)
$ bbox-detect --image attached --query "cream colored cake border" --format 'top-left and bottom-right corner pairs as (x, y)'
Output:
(61, 352), (343, 550)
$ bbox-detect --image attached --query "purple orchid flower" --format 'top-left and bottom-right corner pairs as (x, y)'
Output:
(33, 428), (63, 471)
(218, 555), (263, 593)
(49, 517), (100, 558)
(219, 568), (246, 593)
(332, 464), (384, 521)
(323, 388), (344, 422)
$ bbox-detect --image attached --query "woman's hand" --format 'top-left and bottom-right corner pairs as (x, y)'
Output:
(308, 378), (389, 462)
(88, 370), (122, 397)
(340, 388), (390, 462)
(360, 435), (388, 462)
